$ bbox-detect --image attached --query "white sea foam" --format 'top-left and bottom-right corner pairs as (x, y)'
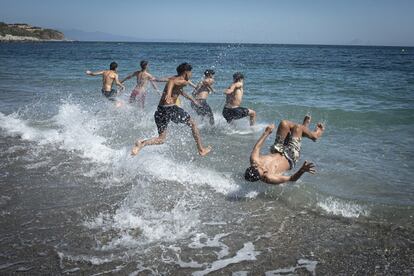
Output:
(195, 110), (266, 134)
(0, 112), (59, 142)
(0, 105), (115, 164)
(1, 105), (240, 195)
(57, 251), (116, 265)
(232, 271), (249, 276)
(128, 152), (239, 195)
(192, 242), (260, 276)
(85, 197), (200, 250)
(52, 104), (115, 163)
(317, 197), (370, 218)
(265, 259), (318, 276)
(203, 221), (227, 226)
(3, 106), (240, 193)
(1, 106), (246, 254)
(174, 257), (204, 269)
(129, 262), (158, 276)
(244, 191), (260, 198)
(188, 233), (231, 259)
(215, 115), (268, 136)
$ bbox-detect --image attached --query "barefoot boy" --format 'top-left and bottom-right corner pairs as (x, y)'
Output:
(86, 62), (125, 106)
(223, 72), (256, 126)
(131, 63), (211, 156)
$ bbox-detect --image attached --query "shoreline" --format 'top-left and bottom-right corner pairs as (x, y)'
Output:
(0, 185), (412, 274)
(0, 34), (70, 42)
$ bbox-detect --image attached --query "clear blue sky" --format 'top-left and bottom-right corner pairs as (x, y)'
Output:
(1, 0), (413, 46)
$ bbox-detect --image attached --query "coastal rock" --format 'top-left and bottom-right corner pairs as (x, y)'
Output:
(0, 22), (65, 41)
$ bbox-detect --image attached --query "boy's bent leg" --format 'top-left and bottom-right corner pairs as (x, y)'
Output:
(131, 107), (169, 156)
(206, 104), (215, 125)
(291, 123), (304, 138)
(301, 122), (324, 141)
(271, 119), (296, 153)
(187, 119), (211, 156)
(131, 131), (167, 156)
(275, 120), (295, 142)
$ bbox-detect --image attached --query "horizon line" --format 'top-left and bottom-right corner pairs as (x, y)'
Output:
(38, 40), (414, 48)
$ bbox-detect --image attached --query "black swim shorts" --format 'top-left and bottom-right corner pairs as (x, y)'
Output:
(154, 105), (191, 134)
(191, 99), (213, 117)
(101, 89), (117, 101)
(222, 106), (249, 123)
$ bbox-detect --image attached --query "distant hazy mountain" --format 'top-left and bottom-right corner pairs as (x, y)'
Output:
(60, 29), (188, 42)
(61, 29), (141, 42)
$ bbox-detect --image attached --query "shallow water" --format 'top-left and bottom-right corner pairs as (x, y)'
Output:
(0, 42), (413, 274)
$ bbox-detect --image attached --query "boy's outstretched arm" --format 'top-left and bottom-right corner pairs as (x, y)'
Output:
(121, 71), (136, 83)
(115, 75), (125, 91)
(224, 83), (237, 94)
(86, 70), (104, 76)
(181, 91), (200, 106)
(250, 124), (274, 162)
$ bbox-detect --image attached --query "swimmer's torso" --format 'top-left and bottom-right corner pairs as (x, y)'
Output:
(102, 70), (117, 91)
(159, 77), (187, 105)
(135, 71), (150, 89)
(194, 78), (214, 100)
(226, 85), (243, 107)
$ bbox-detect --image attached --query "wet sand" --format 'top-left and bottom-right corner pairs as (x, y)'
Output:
(1, 168), (412, 275)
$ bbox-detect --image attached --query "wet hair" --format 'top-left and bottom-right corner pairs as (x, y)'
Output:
(244, 166), (260, 182)
(204, 69), (215, 77)
(109, 61), (118, 71)
(140, 60), (148, 70)
(176, 62), (192, 75)
(233, 72), (244, 82)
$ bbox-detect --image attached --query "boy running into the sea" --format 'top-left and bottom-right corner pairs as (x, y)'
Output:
(86, 62), (125, 106)
(223, 72), (256, 126)
(131, 63), (211, 156)
(121, 60), (163, 108)
(191, 69), (216, 125)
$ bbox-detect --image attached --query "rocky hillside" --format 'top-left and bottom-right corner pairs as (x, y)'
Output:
(0, 22), (65, 41)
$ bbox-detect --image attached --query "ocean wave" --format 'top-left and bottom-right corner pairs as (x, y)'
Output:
(317, 197), (370, 218)
(84, 197), (201, 250)
(0, 104), (115, 164)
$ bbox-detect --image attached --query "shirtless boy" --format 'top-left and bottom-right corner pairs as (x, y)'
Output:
(86, 62), (125, 104)
(191, 69), (216, 125)
(245, 116), (324, 184)
(121, 60), (162, 108)
(223, 72), (256, 126)
(131, 63), (211, 156)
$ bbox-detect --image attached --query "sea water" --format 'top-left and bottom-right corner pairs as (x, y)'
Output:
(0, 42), (413, 274)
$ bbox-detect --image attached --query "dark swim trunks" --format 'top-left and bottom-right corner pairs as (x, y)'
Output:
(154, 105), (191, 134)
(101, 89), (117, 101)
(222, 106), (249, 123)
(191, 99), (214, 117)
(191, 99), (215, 125)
